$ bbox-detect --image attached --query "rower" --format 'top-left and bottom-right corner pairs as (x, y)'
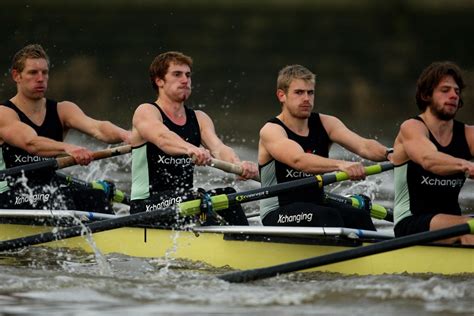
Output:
(258, 64), (391, 229)
(0, 44), (131, 213)
(392, 61), (474, 245)
(129, 51), (258, 226)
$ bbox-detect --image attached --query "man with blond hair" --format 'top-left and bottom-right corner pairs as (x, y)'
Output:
(258, 64), (390, 229)
(0, 44), (130, 212)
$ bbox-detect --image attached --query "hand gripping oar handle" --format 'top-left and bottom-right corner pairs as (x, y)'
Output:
(219, 219), (474, 283)
(178, 162), (394, 216)
(209, 158), (260, 181)
(56, 145), (131, 168)
(0, 145), (131, 181)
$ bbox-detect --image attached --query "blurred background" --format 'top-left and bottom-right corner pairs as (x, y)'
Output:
(2, 0), (474, 149)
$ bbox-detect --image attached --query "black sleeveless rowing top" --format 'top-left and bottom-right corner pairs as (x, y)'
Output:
(0, 99), (63, 188)
(131, 103), (201, 200)
(259, 113), (331, 218)
(394, 116), (472, 225)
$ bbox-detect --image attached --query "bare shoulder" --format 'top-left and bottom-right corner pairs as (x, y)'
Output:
(194, 109), (212, 121)
(0, 105), (19, 122)
(57, 100), (84, 116)
(133, 103), (162, 122)
(260, 121), (286, 139)
(399, 118), (426, 133)
(319, 113), (344, 129)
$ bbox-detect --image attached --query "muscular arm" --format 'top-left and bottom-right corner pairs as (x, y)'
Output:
(58, 101), (130, 144)
(196, 111), (239, 162)
(0, 106), (93, 164)
(321, 114), (388, 161)
(258, 122), (365, 178)
(132, 104), (210, 164)
(197, 111), (258, 179)
(399, 119), (473, 176)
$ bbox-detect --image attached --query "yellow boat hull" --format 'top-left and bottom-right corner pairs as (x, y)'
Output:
(0, 223), (473, 275)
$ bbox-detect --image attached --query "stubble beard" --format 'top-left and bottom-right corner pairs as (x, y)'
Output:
(430, 103), (457, 121)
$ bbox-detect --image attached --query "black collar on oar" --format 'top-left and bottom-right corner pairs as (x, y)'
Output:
(178, 162), (394, 216)
(56, 172), (130, 205)
(218, 219), (474, 283)
(0, 145), (131, 181)
(324, 192), (394, 222)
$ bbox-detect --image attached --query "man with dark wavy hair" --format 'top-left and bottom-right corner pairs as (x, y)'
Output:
(392, 61), (474, 245)
(0, 44), (131, 212)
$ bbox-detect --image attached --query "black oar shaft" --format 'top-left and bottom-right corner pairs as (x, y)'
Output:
(219, 220), (474, 283)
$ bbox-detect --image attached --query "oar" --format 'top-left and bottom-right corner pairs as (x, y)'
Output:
(218, 219), (474, 283)
(0, 163), (391, 252)
(178, 162), (393, 215)
(0, 145), (131, 181)
(208, 159), (394, 222)
(324, 192), (394, 222)
(56, 172), (130, 205)
(208, 158), (260, 181)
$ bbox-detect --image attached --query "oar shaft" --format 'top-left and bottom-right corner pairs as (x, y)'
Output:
(178, 162), (394, 215)
(219, 220), (474, 283)
(57, 145), (131, 168)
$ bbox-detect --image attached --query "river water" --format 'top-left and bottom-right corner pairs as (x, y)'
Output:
(0, 141), (473, 316)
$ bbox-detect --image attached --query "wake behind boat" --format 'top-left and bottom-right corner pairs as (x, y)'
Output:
(0, 210), (472, 276)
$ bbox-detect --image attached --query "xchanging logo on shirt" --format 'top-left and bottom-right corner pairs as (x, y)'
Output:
(277, 212), (313, 224)
(286, 169), (312, 178)
(14, 155), (50, 164)
(145, 196), (183, 212)
(420, 176), (464, 188)
(157, 155), (193, 165)
(15, 193), (50, 205)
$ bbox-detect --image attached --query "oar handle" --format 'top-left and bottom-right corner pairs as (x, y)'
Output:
(317, 162), (394, 188)
(57, 145), (132, 168)
(209, 158), (260, 181)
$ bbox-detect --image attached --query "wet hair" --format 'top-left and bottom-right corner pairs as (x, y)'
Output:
(149, 51), (193, 92)
(11, 44), (50, 73)
(415, 61), (465, 111)
(277, 64), (315, 93)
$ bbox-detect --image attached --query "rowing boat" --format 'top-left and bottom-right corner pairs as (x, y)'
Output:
(0, 211), (472, 275)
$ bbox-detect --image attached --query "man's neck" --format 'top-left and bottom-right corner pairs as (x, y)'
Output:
(420, 111), (454, 145)
(277, 112), (309, 136)
(156, 96), (186, 123)
(10, 94), (46, 115)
